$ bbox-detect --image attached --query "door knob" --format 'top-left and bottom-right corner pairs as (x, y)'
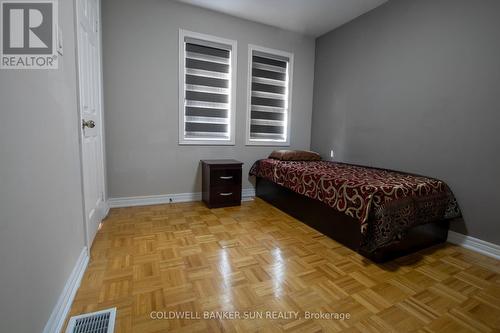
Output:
(82, 120), (96, 129)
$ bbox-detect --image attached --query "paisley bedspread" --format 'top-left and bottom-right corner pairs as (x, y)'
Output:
(250, 159), (460, 251)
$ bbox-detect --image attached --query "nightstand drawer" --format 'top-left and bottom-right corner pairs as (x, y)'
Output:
(211, 169), (241, 187)
(210, 186), (241, 205)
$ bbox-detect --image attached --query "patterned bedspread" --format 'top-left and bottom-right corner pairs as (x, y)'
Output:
(250, 159), (460, 251)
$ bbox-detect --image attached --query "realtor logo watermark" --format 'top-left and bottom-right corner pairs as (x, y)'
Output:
(1, 0), (58, 69)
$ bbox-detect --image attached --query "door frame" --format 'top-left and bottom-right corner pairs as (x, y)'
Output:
(74, 0), (108, 251)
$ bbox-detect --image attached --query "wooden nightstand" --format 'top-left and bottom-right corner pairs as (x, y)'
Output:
(201, 159), (243, 208)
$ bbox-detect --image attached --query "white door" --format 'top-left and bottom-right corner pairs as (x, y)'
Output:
(76, 0), (106, 248)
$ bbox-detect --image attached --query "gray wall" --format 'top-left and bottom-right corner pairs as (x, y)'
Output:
(311, 0), (500, 244)
(102, 0), (315, 197)
(0, 1), (86, 332)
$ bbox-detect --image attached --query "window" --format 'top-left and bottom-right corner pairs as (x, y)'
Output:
(246, 45), (293, 146)
(179, 30), (237, 145)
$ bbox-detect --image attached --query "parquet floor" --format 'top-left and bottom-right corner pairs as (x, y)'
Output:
(65, 198), (500, 332)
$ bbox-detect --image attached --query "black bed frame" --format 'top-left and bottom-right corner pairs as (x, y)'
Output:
(256, 177), (450, 262)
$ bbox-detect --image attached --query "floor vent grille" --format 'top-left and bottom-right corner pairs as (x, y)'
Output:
(66, 308), (116, 333)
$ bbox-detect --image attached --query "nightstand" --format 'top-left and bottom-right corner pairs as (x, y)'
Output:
(201, 159), (243, 208)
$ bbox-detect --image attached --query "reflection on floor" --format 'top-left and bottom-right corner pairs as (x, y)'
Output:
(65, 198), (500, 332)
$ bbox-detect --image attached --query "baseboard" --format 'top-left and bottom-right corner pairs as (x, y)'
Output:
(98, 199), (110, 220)
(108, 192), (201, 208)
(43, 246), (89, 333)
(447, 231), (500, 260)
(102, 200), (110, 219)
(108, 188), (256, 208)
(241, 188), (256, 202)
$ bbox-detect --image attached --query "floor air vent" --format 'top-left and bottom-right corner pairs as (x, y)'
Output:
(66, 308), (116, 333)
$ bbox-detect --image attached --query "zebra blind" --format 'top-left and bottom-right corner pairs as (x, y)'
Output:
(248, 48), (291, 144)
(180, 33), (235, 144)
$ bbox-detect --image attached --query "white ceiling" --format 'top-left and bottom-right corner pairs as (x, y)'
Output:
(174, 0), (388, 37)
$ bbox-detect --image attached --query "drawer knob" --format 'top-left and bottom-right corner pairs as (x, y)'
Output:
(220, 176), (233, 180)
(219, 192), (233, 196)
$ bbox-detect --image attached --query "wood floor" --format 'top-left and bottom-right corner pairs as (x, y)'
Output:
(65, 198), (500, 332)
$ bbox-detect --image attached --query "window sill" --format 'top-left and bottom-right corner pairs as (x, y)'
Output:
(245, 141), (290, 147)
(179, 140), (235, 146)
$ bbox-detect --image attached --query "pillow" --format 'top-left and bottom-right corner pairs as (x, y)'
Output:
(269, 150), (321, 161)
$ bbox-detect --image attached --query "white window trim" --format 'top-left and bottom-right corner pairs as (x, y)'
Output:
(245, 44), (294, 146)
(178, 29), (237, 145)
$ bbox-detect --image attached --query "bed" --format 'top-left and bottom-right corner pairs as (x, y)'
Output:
(250, 158), (461, 262)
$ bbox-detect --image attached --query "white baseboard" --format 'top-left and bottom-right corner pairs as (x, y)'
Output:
(98, 199), (110, 220)
(108, 188), (256, 208)
(241, 188), (256, 202)
(43, 246), (89, 333)
(447, 230), (500, 260)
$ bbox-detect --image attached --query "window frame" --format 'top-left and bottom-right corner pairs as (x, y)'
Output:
(245, 44), (294, 146)
(178, 29), (237, 145)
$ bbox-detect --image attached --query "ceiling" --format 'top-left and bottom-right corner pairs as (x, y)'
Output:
(174, 0), (388, 37)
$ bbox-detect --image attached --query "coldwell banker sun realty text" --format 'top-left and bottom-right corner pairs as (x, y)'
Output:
(1, 0), (58, 69)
